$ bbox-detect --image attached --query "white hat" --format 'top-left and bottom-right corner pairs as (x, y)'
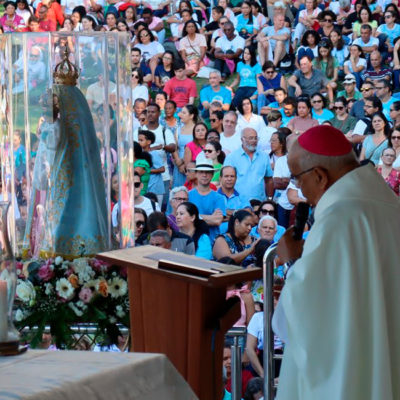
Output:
(191, 158), (216, 172)
(343, 73), (356, 84)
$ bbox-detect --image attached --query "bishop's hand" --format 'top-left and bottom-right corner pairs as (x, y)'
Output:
(277, 226), (304, 264)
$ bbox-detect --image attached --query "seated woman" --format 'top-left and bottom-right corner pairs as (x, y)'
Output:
(154, 51), (175, 91)
(176, 201), (212, 259)
(228, 46), (262, 109)
(236, 97), (268, 140)
(179, 19), (207, 76)
(376, 147), (400, 196)
(213, 209), (258, 267)
(135, 27), (165, 78)
(329, 96), (357, 136)
(287, 97), (319, 137)
(131, 68), (149, 104)
(184, 122), (208, 164)
(310, 92), (334, 124)
(203, 140), (224, 184)
(352, 6), (377, 40)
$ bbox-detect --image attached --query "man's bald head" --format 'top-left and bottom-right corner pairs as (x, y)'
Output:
(288, 139), (358, 206)
(241, 128), (258, 153)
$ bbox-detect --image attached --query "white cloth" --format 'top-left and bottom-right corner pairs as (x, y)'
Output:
(132, 84), (149, 103)
(273, 164), (400, 400)
(236, 113), (268, 139)
(220, 131), (242, 155)
(215, 34), (245, 53)
(258, 126), (275, 154)
(135, 41), (165, 62)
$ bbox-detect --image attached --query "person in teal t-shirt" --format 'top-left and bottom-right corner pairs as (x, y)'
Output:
(228, 47), (262, 108)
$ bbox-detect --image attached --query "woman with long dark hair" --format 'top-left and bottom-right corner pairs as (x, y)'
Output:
(236, 97), (268, 139)
(176, 201), (212, 259)
(136, 27), (165, 77)
(360, 112), (390, 165)
(213, 209), (258, 267)
(154, 51), (175, 91)
(287, 97), (318, 135)
(179, 19), (207, 76)
(184, 122), (208, 164)
(131, 67), (149, 103)
(203, 140), (225, 184)
(229, 46), (262, 108)
(236, 1), (258, 47)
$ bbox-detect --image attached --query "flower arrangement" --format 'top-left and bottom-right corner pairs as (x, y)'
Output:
(14, 256), (129, 349)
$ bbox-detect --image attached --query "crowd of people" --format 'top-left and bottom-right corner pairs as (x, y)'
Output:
(4, 0), (400, 397)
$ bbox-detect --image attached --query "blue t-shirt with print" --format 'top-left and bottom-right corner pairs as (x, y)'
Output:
(237, 62), (262, 88)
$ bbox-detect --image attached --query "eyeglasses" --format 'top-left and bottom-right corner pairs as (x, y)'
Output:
(383, 153), (396, 157)
(375, 86), (385, 90)
(333, 106), (344, 110)
(140, 33), (149, 38)
(266, 70), (274, 74)
(134, 181), (141, 188)
(173, 197), (188, 201)
(290, 167), (316, 185)
(132, 75), (139, 78)
(361, 87), (373, 92)
(391, 136), (400, 140)
(210, 118), (218, 122)
(203, 149), (214, 153)
(260, 208), (274, 215)
(324, 18), (333, 22)
(136, 221), (145, 228)
(384, 14), (393, 18)
(312, 99), (323, 104)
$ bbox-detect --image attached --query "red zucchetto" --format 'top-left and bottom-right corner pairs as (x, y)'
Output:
(298, 125), (353, 156)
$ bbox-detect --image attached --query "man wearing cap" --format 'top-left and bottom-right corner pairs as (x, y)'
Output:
(273, 125), (400, 400)
(336, 74), (362, 101)
(224, 128), (274, 203)
(188, 158), (226, 241)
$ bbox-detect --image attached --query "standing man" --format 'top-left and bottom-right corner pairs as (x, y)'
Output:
(273, 125), (400, 400)
(188, 159), (226, 240)
(224, 128), (274, 203)
(135, 103), (176, 208)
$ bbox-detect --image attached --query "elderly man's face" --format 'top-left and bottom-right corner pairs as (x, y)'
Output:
(370, 53), (381, 68)
(259, 219), (277, 241)
(150, 236), (171, 249)
(241, 129), (258, 152)
(209, 73), (220, 87)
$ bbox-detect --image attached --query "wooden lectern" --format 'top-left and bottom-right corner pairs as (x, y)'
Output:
(98, 246), (262, 400)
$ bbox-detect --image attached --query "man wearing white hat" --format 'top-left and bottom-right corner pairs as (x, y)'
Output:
(188, 158), (226, 241)
(336, 73), (362, 101)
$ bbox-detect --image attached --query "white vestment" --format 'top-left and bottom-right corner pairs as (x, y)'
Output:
(273, 164), (400, 400)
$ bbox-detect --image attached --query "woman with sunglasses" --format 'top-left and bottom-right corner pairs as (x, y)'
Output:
(330, 96), (357, 136)
(388, 127), (400, 168)
(203, 141), (225, 184)
(134, 208), (148, 241)
(310, 92), (334, 124)
(376, 147), (400, 196)
(210, 111), (224, 133)
(317, 10), (336, 40)
(136, 27), (165, 78)
(257, 61), (287, 111)
(131, 68), (149, 104)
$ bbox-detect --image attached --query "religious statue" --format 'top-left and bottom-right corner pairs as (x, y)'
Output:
(24, 47), (108, 259)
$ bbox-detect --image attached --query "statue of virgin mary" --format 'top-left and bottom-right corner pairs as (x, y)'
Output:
(39, 48), (108, 258)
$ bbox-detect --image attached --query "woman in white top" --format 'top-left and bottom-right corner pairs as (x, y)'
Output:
(136, 27), (165, 77)
(15, 0), (32, 25)
(344, 44), (367, 89)
(131, 68), (149, 104)
(236, 97), (268, 141)
(179, 19), (207, 76)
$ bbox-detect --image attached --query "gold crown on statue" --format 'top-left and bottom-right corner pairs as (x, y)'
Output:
(53, 46), (79, 86)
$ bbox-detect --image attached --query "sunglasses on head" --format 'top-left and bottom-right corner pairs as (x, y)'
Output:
(134, 182), (141, 188)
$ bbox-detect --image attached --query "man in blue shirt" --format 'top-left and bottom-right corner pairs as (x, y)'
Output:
(188, 159), (226, 240)
(224, 128), (274, 203)
(200, 71), (232, 118)
(218, 165), (251, 233)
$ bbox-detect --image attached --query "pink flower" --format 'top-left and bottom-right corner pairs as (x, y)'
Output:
(38, 264), (55, 282)
(79, 287), (93, 303)
(90, 258), (110, 273)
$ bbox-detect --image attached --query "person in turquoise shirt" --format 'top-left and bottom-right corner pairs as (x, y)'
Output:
(228, 47), (262, 108)
(311, 92), (334, 124)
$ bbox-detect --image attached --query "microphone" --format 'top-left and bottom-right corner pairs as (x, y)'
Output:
(292, 202), (310, 241)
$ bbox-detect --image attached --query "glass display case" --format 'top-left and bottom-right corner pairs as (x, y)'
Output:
(0, 32), (133, 259)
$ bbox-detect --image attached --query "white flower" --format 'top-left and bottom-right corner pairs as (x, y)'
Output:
(55, 278), (75, 300)
(55, 256), (63, 266)
(84, 279), (98, 291)
(16, 280), (36, 304)
(108, 277), (127, 298)
(15, 309), (25, 322)
(115, 305), (125, 318)
(44, 283), (54, 295)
